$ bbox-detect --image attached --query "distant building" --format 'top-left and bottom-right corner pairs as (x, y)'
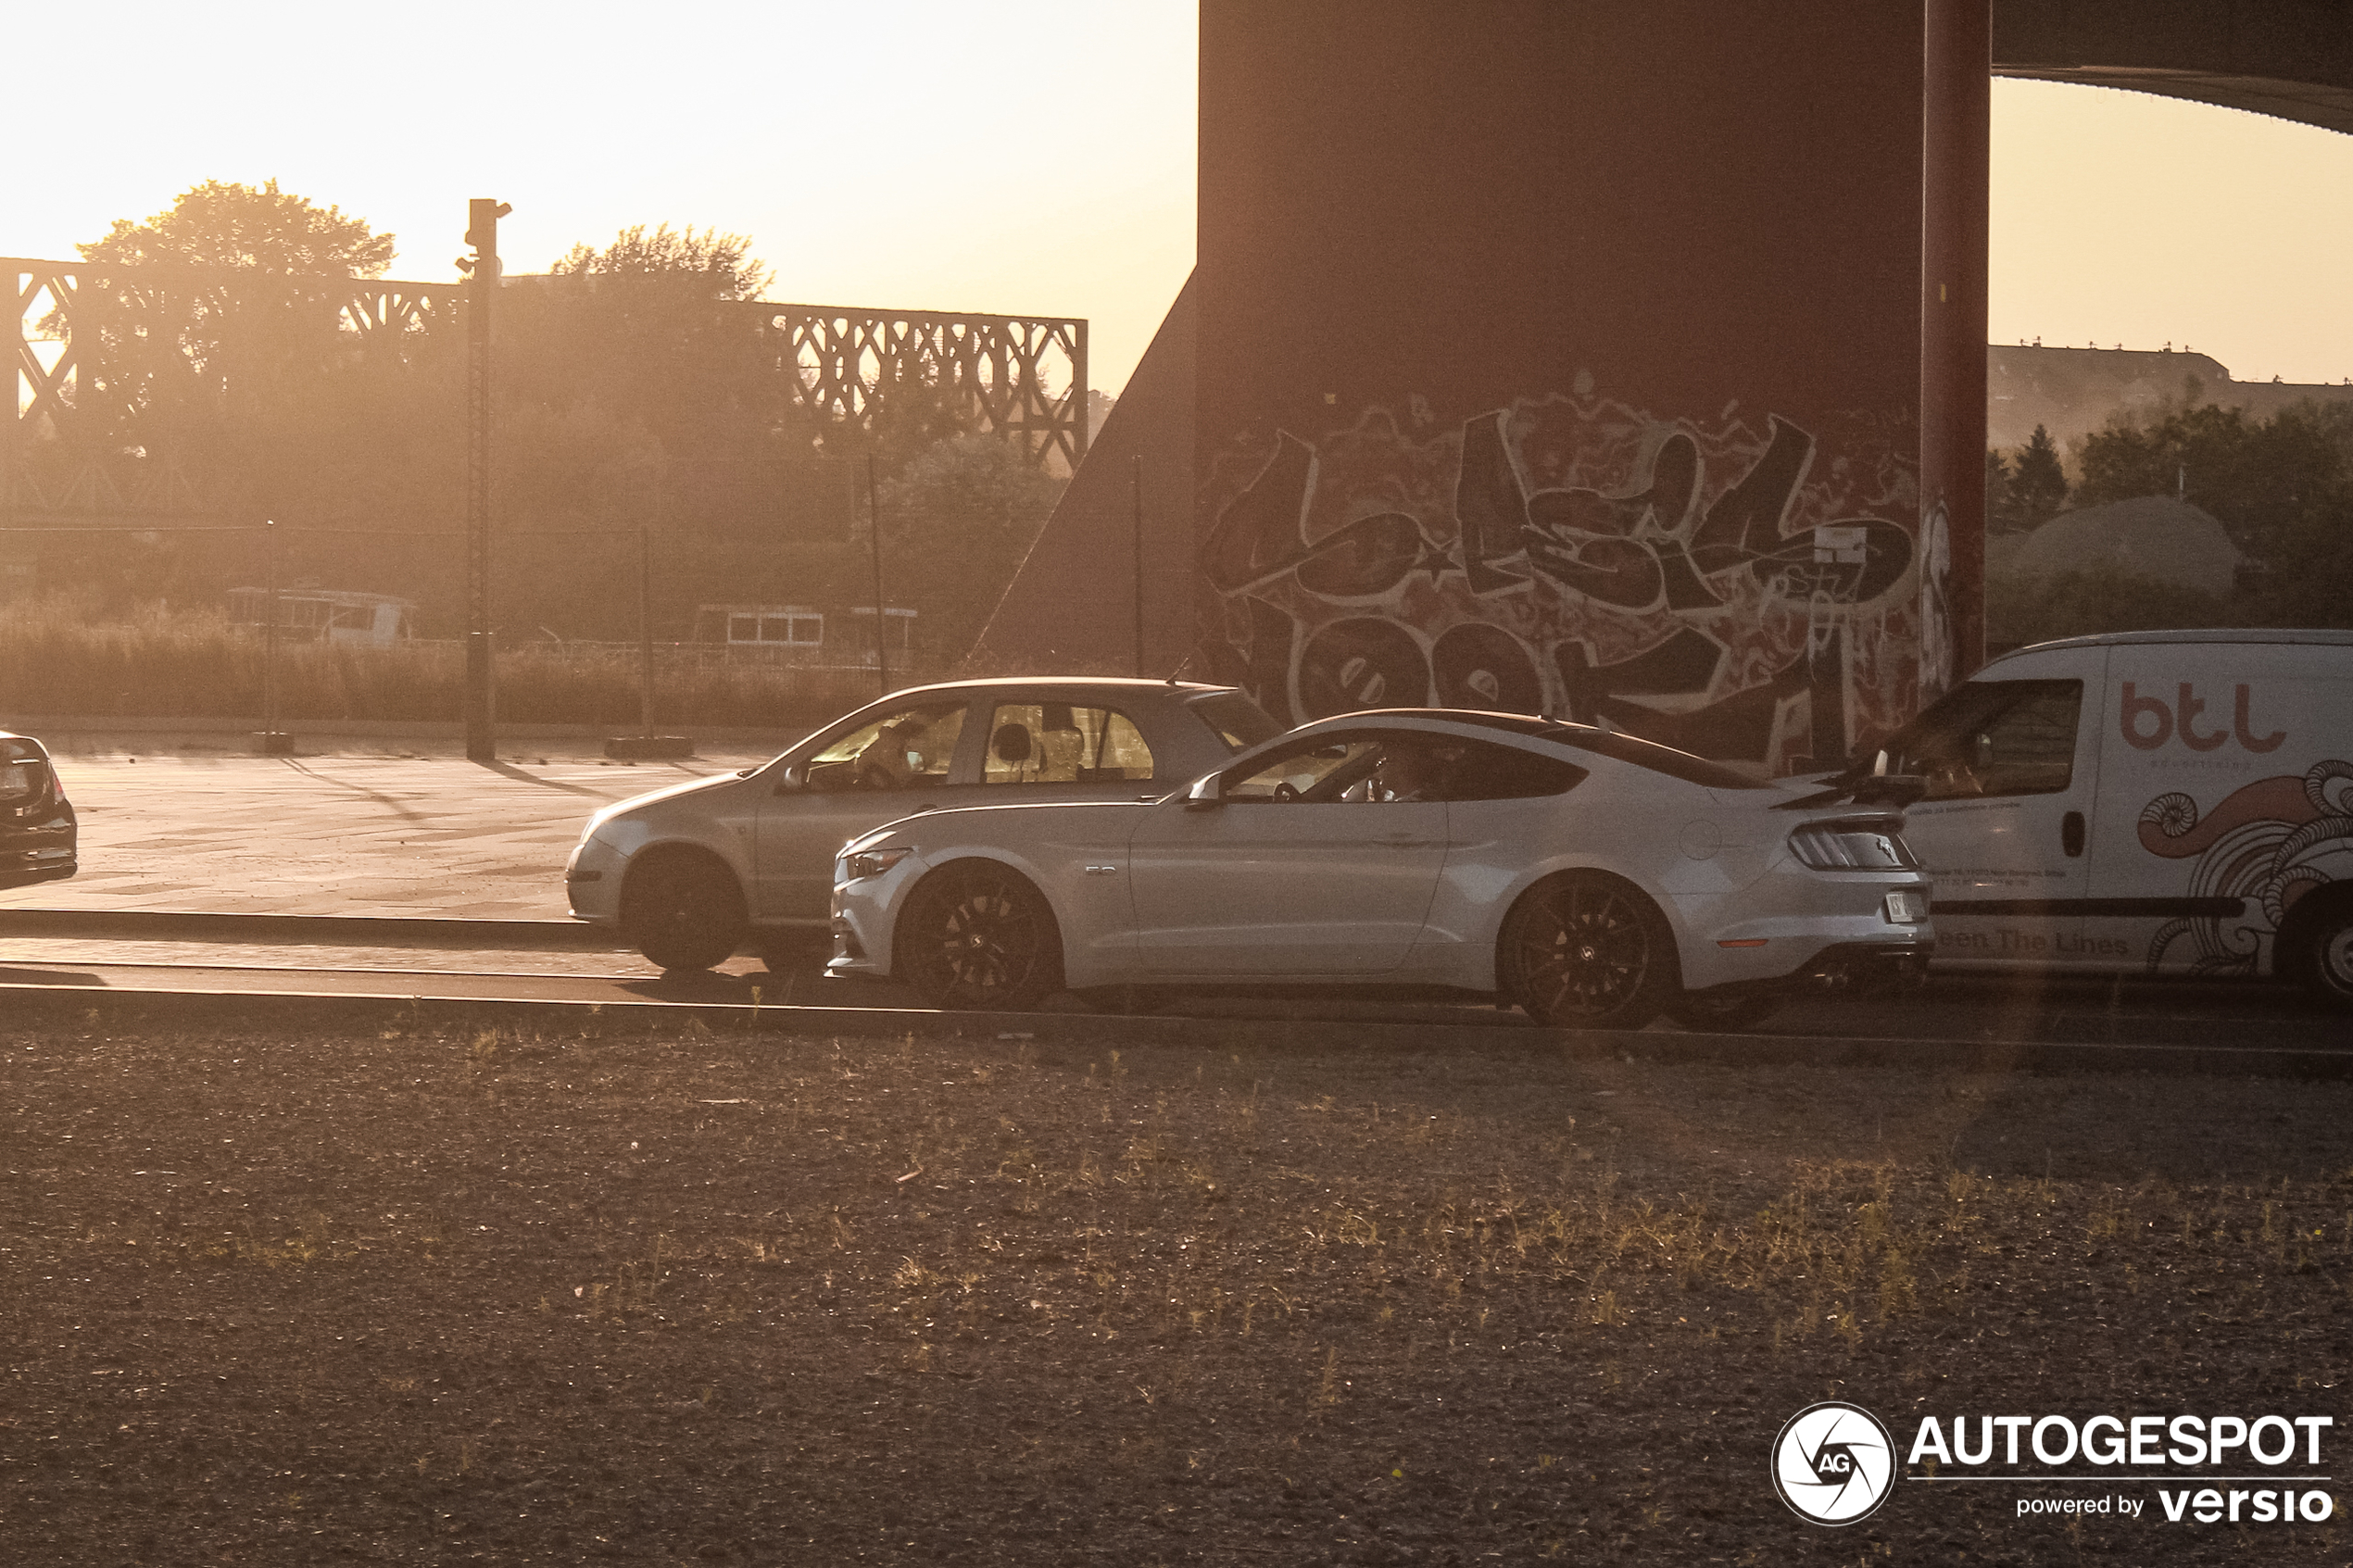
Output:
(692, 602), (915, 668)
(1988, 345), (2353, 458)
(226, 587), (414, 646)
(1989, 495), (2243, 597)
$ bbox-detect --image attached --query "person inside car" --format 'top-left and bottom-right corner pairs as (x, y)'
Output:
(1373, 745), (1450, 802)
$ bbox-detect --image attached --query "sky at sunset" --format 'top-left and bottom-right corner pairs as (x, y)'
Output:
(12, 4), (2352, 395)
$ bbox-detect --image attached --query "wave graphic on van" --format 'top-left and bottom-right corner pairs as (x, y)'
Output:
(2137, 760), (2353, 974)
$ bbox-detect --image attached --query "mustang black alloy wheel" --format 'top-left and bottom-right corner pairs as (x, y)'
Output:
(898, 863), (1063, 1010)
(1500, 871), (1675, 1030)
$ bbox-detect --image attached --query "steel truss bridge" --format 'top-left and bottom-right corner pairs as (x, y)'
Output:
(4, 257), (1088, 527)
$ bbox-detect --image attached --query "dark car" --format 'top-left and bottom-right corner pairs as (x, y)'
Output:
(0, 733), (78, 890)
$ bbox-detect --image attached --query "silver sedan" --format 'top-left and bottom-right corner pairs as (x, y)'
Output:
(826, 710), (1933, 1029)
(566, 677), (1281, 970)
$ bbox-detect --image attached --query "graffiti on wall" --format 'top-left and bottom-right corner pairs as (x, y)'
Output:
(1194, 392), (1926, 774)
(2137, 760), (2353, 975)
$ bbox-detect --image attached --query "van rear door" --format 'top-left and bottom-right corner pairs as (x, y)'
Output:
(1881, 650), (2107, 970)
(2086, 641), (2347, 979)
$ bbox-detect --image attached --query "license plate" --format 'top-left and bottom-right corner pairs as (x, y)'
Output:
(1883, 889), (1929, 925)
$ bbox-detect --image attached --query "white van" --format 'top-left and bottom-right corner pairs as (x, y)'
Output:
(1860, 630), (2353, 1009)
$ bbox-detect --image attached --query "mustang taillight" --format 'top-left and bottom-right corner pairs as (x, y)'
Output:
(1789, 815), (1919, 871)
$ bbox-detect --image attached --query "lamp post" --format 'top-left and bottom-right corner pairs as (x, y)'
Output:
(461, 196), (510, 762)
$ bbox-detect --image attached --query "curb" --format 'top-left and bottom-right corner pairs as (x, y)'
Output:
(0, 908), (627, 952)
(5, 981), (2349, 1079)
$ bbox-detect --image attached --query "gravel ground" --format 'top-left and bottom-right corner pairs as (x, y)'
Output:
(4, 1010), (2349, 1564)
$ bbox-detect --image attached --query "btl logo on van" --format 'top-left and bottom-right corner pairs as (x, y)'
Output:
(2120, 684), (2285, 754)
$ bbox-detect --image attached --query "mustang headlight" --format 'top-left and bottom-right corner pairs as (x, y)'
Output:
(842, 846), (915, 882)
(1788, 815), (1919, 871)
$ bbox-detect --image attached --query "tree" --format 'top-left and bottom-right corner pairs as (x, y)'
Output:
(57, 181), (401, 478)
(548, 223), (770, 299)
(1985, 564), (2227, 650)
(2075, 397), (2347, 568)
(1984, 447), (2018, 533)
(2009, 424), (2070, 528)
(877, 434), (1065, 660)
(77, 178), (393, 277)
(504, 224), (782, 462)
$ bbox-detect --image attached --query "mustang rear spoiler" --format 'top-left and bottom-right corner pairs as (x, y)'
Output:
(1771, 749), (1926, 811)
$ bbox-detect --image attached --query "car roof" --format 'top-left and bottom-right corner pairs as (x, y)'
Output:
(1999, 627), (2353, 656)
(885, 677), (1245, 700)
(1286, 708), (1771, 789)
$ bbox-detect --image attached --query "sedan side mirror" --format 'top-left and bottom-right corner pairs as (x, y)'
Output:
(1183, 772), (1224, 811)
(774, 763), (809, 795)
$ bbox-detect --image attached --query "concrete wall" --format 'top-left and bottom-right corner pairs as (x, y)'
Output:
(967, 278), (1199, 677)
(1190, 1), (1942, 772)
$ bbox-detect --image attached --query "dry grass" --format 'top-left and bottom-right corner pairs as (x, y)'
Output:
(0, 595), (890, 725)
(5, 1012), (2349, 1564)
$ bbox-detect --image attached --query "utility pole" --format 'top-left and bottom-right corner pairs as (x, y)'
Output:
(461, 197), (510, 762)
(866, 454), (890, 696)
(1131, 456), (1145, 678)
(259, 520), (289, 754)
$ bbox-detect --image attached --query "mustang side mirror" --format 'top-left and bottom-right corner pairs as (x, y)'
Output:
(1183, 773), (1224, 811)
(774, 763), (809, 795)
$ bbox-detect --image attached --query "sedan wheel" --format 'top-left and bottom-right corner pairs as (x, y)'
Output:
(622, 853), (747, 972)
(1500, 872), (1674, 1029)
(898, 863), (1063, 1010)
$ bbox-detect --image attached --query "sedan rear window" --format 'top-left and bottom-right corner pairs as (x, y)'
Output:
(1187, 691), (1284, 751)
(984, 704), (1155, 784)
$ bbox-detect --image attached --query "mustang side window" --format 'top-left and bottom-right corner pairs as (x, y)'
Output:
(1227, 738), (1385, 802)
(1443, 738), (1590, 800)
(803, 702), (966, 791)
(983, 705), (1157, 784)
(1881, 679), (2083, 801)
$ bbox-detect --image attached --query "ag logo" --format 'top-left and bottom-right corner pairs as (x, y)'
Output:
(1771, 1401), (1895, 1525)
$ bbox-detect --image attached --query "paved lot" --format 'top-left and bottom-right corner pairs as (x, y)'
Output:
(1, 740), (779, 922)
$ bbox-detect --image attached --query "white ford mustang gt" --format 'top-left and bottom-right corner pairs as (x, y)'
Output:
(826, 709), (1932, 1029)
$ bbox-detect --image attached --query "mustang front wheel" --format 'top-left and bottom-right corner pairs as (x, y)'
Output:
(897, 862), (1063, 1010)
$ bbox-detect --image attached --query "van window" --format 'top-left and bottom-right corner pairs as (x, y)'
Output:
(1882, 679), (2083, 800)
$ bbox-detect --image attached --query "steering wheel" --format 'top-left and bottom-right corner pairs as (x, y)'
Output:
(857, 762), (900, 791)
(1273, 781), (1301, 802)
